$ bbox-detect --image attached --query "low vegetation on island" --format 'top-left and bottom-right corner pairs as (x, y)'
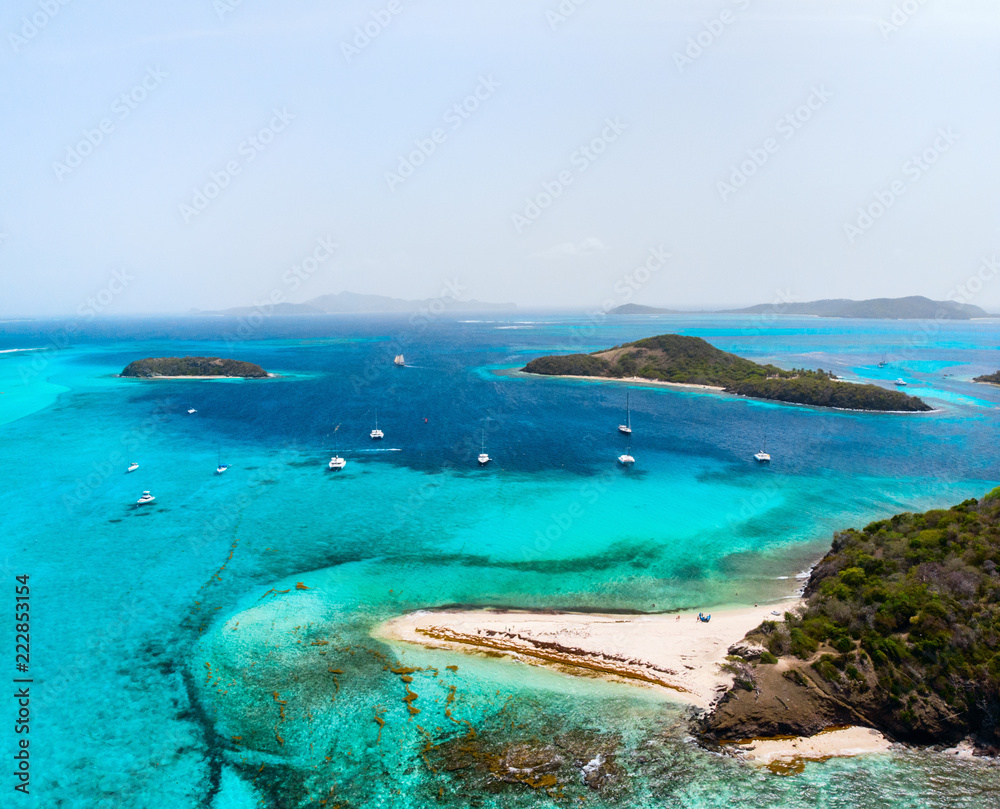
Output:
(974, 371), (1000, 385)
(703, 488), (1000, 750)
(523, 334), (931, 412)
(120, 356), (269, 378)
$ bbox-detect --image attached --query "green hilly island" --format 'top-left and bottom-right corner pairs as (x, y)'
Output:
(703, 488), (1000, 750)
(974, 371), (1000, 385)
(121, 356), (269, 378)
(523, 334), (931, 412)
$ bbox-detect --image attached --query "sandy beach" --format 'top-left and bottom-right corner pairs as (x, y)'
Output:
(374, 602), (800, 709)
(515, 370), (727, 393)
(375, 603), (895, 764)
(512, 369), (932, 414)
(727, 725), (893, 771)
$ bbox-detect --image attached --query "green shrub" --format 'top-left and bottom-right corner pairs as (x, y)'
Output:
(789, 628), (818, 659)
(812, 655), (841, 682)
(839, 567), (866, 587)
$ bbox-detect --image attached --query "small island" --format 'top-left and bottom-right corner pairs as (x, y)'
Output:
(973, 371), (1000, 386)
(701, 488), (1000, 752)
(523, 334), (931, 412)
(120, 356), (270, 379)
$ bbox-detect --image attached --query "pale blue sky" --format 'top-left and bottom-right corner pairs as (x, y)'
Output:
(1, 0), (998, 316)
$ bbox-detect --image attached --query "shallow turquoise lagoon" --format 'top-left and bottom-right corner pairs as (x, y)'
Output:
(1, 314), (998, 808)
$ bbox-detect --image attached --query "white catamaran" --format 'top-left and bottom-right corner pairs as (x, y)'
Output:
(754, 426), (771, 463)
(328, 424), (347, 470)
(478, 425), (491, 465)
(370, 410), (384, 440)
(618, 390), (632, 435)
(618, 441), (635, 466)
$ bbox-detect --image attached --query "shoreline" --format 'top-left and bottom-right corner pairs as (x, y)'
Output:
(374, 601), (802, 709)
(725, 726), (893, 772)
(374, 602), (896, 765)
(118, 373), (277, 380)
(512, 369), (726, 393)
(512, 370), (934, 414)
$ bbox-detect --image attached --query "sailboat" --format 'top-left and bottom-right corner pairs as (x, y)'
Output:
(394, 354), (405, 367)
(754, 427), (771, 462)
(478, 425), (491, 465)
(618, 439), (635, 466)
(618, 391), (632, 435)
(328, 424), (347, 470)
(877, 353), (887, 368)
(216, 446), (229, 474)
(370, 410), (384, 440)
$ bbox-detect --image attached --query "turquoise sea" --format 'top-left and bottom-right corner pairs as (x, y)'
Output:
(2, 313), (999, 808)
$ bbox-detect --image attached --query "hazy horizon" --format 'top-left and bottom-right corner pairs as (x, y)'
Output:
(2, 1), (998, 318)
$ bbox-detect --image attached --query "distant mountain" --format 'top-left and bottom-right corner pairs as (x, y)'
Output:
(723, 296), (990, 320)
(607, 303), (680, 315)
(607, 296), (993, 319)
(205, 291), (515, 316)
